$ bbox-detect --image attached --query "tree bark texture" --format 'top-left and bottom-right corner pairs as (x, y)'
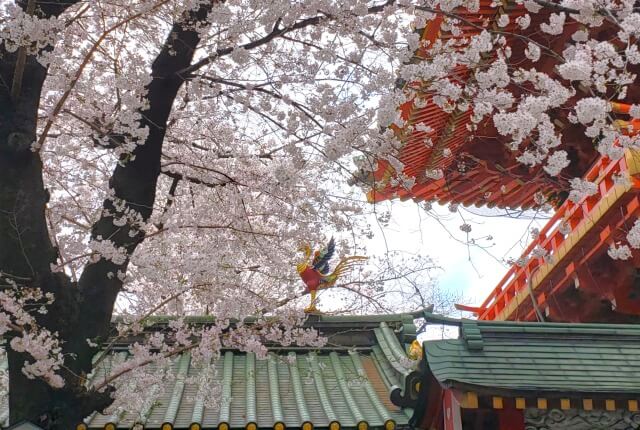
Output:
(0, 2), (211, 427)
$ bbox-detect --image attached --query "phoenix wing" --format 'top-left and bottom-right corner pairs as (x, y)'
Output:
(312, 237), (335, 274)
(319, 256), (368, 288)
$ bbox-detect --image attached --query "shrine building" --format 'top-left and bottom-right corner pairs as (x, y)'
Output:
(364, 0), (640, 323)
(351, 4), (640, 428)
(415, 312), (640, 430)
(1, 311), (639, 430)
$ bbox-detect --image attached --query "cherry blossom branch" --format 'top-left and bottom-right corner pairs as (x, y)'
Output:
(168, 137), (277, 159)
(207, 91), (326, 147)
(9, 0), (36, 101)
(198, 75), (324, 129)
(93, 343), (194, 391)
(180, 0), (396, 75)
(412, 5), (564, 63)
(144, 223), (279, 240)
(154, 175), (179, 231)
(279, 35), (378, 75)
(58, 214), (91, 231)
(36, 0), (171, 149)
(61, 109), (128, 149)
(333, 283), (391, 312)
(90, 285), (207, 371)
(51, 252), (97, 271)
(531, 0), (579, 14)
(0, 271), (33, 282)
(161, 159), (242, 186)
(92, 295), (309, 391)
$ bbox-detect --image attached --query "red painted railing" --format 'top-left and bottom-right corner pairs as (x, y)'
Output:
(457, 152), (634, 320)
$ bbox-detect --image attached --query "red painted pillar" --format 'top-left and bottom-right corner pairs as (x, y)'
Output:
(498, 408), (524, 430)
(443, 390), (462, 430)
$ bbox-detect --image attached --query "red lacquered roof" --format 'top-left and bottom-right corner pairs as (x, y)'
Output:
(368, 3), (558, 209)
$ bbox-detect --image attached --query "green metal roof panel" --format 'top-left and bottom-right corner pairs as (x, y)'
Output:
(424, 318), (640, 395)
(74, 348), (413, 429)
(0, 313), (421, 429)
(83, 322), (414, 429)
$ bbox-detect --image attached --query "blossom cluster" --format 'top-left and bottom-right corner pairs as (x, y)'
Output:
(0, 282), (64, 388)
(0, 4), (64, 60)
(387, 0), (640, 205)
(98, 309), (325, 414)
(611, 219), (640, 260)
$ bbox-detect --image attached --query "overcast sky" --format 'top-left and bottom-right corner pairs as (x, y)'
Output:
(361, 199), (552, 340)
(368, 199), (550, 314)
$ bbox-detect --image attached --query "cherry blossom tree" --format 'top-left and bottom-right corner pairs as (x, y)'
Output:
(0, 0), (444, 427)
(4, 0), (638, 427)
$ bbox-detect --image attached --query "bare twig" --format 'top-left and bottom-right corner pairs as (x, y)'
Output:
(10, 0), (36, 101)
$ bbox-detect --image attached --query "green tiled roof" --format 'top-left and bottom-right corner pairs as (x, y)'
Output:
(1, 313), (424, 430)
(422, 314), (640, 396)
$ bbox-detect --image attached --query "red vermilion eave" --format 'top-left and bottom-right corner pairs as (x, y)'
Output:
(367, 3), (591, 209)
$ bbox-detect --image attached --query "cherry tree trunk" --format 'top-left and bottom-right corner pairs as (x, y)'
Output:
(0, 13), (109, 425)
(0, 2), (210, 427)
